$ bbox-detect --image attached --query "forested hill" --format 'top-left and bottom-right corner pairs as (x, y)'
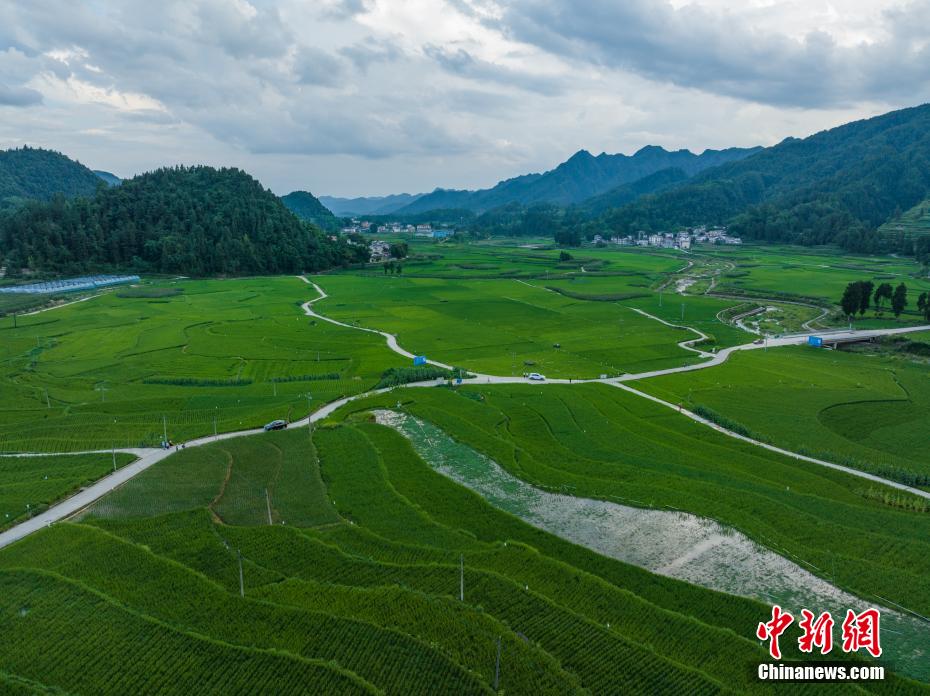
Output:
(93, 170), (122, 187)
(396, 145), (760, 214)
(602, 103), (930, 252)
(281, 190), (340, 231)
(0, 147), (102, 210)
(0, 166), (368, 276)
(579, 167), (688, 216)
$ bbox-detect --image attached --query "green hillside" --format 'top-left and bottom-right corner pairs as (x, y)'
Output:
(281, 189), (340, 231)
(0, 146), (102, 210)
(580, 166), (688, 215)
(93, 170), (122, 187)
(602, 104), (930, 253)
(0, 166), (368, 275)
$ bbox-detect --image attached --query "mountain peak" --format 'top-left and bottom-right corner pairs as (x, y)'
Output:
(565, 149), (595, 163)
(633, 145), (672, 157)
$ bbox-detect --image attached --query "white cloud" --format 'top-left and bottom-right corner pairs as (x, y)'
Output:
(0, 0), (927, 197)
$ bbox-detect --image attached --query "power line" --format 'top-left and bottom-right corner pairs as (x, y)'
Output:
(493, 635), (502, 691)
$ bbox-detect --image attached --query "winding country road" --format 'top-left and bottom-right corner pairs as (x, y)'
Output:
(2, 276), (930, 550)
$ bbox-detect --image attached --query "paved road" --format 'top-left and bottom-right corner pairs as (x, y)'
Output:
(2, 277), (929, 549)
(0, 386), (388, 550)
(611, 381), (930, 501)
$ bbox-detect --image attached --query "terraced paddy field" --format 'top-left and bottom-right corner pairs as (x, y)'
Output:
(396, 238), (685, 280)
(636, 345), (930, 485)
(371, 408), (930, 680)
(0, 276), (402, 452)
(333, 385), (930, 629)
(0, 452), (135, 529)
(3, 241), (930, 692)
(313, 273), (739, 378)
(708, 245), (930, 317)
(0, 426), (921, 692)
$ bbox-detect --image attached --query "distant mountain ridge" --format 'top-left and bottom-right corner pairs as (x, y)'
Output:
(0, 147), (102, 210)
(602, 103), (930, 252)
(319, 193), (425, 216)
(395, 145), (761, 215)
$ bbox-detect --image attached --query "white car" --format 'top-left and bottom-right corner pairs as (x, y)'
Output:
(527, 372), (546, 381)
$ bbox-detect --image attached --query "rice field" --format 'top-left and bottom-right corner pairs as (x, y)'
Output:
(2, 239), (930, 691)
(636, 345), (930, 482)
(0, 276), (402, 452)
(4, 425), (914, 692)
(329, 383), (930, 629)
(0, 452), (134, 529)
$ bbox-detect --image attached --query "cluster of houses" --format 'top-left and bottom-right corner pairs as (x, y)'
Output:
(595, 225), (742, 250)
(340, 219), (455, 240)
(368, 240), (392, 263)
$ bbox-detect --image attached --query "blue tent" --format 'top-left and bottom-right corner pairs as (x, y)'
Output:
(413, 355), (427, 366)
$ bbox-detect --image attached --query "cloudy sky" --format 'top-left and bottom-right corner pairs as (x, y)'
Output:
(1, 0), (929, 197)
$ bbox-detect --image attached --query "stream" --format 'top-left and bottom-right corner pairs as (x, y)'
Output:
(373, 409), (929, 681)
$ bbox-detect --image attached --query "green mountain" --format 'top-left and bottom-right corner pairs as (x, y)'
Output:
(602, 104), (930, 253)
(0, 166), (367, 276)
(93, 170), (122, 187)
(0, 146), (102, 210)
(579, 167), (688, 216)
(396, 145), (760, 215)
(319, 193), (424, 216)
(281, 190), (340, 231)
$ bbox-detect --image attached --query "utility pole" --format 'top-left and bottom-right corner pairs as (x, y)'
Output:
(214, 409), (218, 438)
(162, 415), (168, 446)
(112, 446), (116, 473)
(681, 303), (685, 321)
(493, 635), (502, 691)
(45, 389), (50, 409)
(273, 381), (277, 397)
(237, 548), (244, 597)
(459, 554), (464, 602)
(265, 488), (273, 525)
(659, 290), (663, 307)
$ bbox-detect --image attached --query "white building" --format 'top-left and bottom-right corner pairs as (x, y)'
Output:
(369, 240), (391, 262)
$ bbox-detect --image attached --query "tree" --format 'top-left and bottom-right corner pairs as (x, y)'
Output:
(874, 282), (893, 308)
(858, 280), (874, 316)
(918, 292), (929, 321)
(389, 242), (408, 259)
(559, 251), (573, 262)
(892, 283), (908, 318)
(554, 227), (582, 247)
(840, 282), (861, 319)
(915, 237), (930, 271)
